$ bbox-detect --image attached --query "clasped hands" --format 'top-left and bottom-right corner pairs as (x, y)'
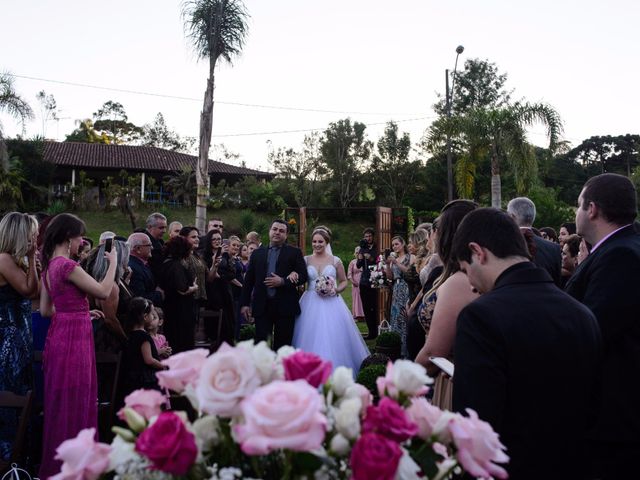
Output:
(263, 271), (299, 288)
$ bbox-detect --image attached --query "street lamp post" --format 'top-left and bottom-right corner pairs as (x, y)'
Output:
(445, 45), (465, 202)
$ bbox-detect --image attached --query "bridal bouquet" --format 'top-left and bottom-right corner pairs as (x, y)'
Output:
(52, 343), (509, 480)
(315, 274), (337, 297)
(369, 254), (388, 288)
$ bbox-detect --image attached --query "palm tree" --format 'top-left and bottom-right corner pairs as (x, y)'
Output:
(182, 0), (249, 232)
(428, 102), (563, 207)
(0, 73), (34, 173)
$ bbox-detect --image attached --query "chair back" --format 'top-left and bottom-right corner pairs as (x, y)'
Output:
(95, 351), (122, 442)
(0, 390), (33, 473)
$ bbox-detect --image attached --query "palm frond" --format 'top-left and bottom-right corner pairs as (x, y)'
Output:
(514, 102), (564, 151)
(454, 154), (477, 199)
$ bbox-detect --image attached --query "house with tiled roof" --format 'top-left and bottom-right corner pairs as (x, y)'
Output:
(44, 141), (274, 202)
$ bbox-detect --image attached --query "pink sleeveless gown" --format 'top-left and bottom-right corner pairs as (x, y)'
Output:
(39, 257), (97, 479)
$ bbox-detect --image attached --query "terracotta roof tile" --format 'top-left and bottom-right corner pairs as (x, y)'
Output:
(43, 141), (274, 178)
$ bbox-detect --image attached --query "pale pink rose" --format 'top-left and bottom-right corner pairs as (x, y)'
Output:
(283, 351), (332, 388)
(405, 397), (446, 440)
(449, 409), (509, 479)
(51, 428), (111, 480)
(196, 343), (260, 417)
(117, 389), (165, 421)
(157, 348), (209, 392)
(234, 380), (327, 455)
(377, 360), (431, 399)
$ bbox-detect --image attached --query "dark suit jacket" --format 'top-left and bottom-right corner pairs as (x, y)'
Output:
(532, 234), (562, 286)
(145, 230), (165, 280)
(565, 224), (640, 443)
(240, 244), (308, 318)
(128, 255), (163, 306)
(454, 262), (602, 479)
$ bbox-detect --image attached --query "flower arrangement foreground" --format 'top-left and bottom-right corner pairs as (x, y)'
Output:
(52, 342), (509, 480)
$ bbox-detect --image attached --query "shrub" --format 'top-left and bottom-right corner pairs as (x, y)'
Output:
(46, 199), (67, 216)
(356, 364), (387, 398)
(238, 324), (256, 341)
(360, 353), (390, 370)
(375, 331), (401, 348)
(239, 210), (255, 235)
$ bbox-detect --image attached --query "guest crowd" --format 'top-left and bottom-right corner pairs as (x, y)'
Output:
(0, 172), (638, 479)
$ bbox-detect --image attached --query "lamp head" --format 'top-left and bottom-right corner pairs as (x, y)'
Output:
(456, 45), (465, 54)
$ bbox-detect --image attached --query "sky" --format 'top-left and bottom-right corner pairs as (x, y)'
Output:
(2, 0), (639, 172)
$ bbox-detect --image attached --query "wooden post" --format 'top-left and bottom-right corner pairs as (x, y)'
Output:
(140, 172), (146, 202)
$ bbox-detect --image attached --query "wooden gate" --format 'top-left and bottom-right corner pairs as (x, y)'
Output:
(376, 207), (393, 323)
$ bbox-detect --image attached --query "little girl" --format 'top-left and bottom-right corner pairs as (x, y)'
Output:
(147, 307), (172, 359)
(123, 297), (166, 393)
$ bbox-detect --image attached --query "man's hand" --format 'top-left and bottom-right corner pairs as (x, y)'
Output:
(264, 273), (284, 288)
(241, 306), (252, 322)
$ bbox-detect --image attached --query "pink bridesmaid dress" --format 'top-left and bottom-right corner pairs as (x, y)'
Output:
(348, 259), (364, 319)
(39, 257), (97, 479)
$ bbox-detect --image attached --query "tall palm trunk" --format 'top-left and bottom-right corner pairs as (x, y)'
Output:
(490, 145), (501, 208)
(196, 63), (216, 232)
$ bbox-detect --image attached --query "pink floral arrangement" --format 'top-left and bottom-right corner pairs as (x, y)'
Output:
(315, 274), (336, 297)
(53, 343), (508, 479)
(369, 254), (388, 288)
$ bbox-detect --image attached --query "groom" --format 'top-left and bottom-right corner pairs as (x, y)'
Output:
(240, 219), (308, 349)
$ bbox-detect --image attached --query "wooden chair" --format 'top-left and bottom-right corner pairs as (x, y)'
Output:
(0, 390), (34, 474)
(95, 351), (122, 443)
(200, 308), (223, 352)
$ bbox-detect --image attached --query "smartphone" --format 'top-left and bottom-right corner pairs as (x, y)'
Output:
(216, 246), (222, 256)
(104, 237), (113, 253)
(222, 239), (230, 246)
(384, 248), (391, 259)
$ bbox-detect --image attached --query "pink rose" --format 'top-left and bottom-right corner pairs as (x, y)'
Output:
(362, 397), (418, 443)
(283, 351), (332, 388)
(51, 428), (111, 480)
(234, 380), (327, 455)
(117, 389), (165, 421)
(405, 397), (448, 440)
(449, 409), (509, 479)
(376, 360), (431, 399)
(156, 348), (209, 392)
(135, 411), (198, 476)
(196, 342), (260, 417)
(349, 432), (402, 480)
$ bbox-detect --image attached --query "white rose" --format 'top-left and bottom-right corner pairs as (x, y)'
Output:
(334, 397), (362, 440)
(391, 360), (433, 396)
(251, 341), (278, 384)
(395, 449), (422, 480)
(108, 435), (139, 471)
(274, 345), (298, 379)
(192, 415), (220, 452)
(330, 366), (354, 397)
(329, 433), (351, 456)
(196, 343), (261, 417)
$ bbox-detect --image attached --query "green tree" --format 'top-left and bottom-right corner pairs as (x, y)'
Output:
(268, 132), (325, 207)
(431, 102), (563, 207)
(93, 100), (143, 144)
(0, 72), (34, 173)
(36, 90), (58, 138)
(562, 134), (640, 177)
(320, 118), (372, 208)
(65, 119), (112, 143)
(142, 112), (195, 152)
(182, 0), (249, 232)
(163, 165), (197, 206)
(370, 121), (416, 207)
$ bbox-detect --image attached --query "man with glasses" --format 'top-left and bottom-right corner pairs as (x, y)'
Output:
(127, 232), (163, 306)
(207, 217), (224, 234)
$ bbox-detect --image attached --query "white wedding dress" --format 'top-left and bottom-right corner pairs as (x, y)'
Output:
(292, 256), (370, 376)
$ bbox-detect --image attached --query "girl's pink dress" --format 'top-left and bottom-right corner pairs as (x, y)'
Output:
(347, 259), (364, 319)
(40, 257), (97, 479)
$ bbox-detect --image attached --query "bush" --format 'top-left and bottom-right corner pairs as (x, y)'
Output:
(239, 210), (256, 235)
(360, 353), (390, 370)
(375, 331), (401, 348)
(46, 199), (67, 216)
(356, 364), (387, 398)
(238, 324), (256, 341)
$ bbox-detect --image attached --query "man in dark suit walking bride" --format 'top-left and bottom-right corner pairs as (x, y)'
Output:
(240, 219), (308, 349)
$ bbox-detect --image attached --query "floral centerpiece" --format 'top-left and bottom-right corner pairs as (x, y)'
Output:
(52, 343), (508, 480)
(315, 274), (337, 297)
(369, 254), (388, 288)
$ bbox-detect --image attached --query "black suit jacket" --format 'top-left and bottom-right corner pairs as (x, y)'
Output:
(531, 234), (562, 286)
(128, 255), (162, 306)
(240, 244), (308, 318)
(454, 262), (602, 479)
(565, 224), (640, 443)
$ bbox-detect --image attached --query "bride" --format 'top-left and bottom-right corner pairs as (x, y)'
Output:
(292, 227), (370, 375)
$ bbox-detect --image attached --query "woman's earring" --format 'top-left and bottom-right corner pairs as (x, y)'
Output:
(67, 241), (71, 256)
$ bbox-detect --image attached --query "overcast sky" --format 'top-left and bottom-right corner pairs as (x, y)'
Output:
(2, 0), (639, 171)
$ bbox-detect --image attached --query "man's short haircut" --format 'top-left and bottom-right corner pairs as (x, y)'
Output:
(507, 197), (536, 227)
(146, 212), (167, 228)
(271, 219), (288, 232)
(564, 234), (582, 258)
(127, 232), (148, 248)
(363, 227), (375, 236)
(581, 173), (637, 225)
(246, 231), (260, 242)
(169, 221), (182, 230)
(452, 208), (530, 263)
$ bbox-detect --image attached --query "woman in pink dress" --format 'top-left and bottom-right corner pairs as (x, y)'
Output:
(39, 214), (117, 479)
(347, 247), (364, 321)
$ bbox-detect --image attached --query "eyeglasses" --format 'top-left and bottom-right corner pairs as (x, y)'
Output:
(212, 224), (223, 229)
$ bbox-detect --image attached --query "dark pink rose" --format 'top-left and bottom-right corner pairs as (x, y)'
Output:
(362, 397), (419, 442)
(283, 351), (332, 388)
(135, 412), (198, 475)
(349, 432), (402, 480)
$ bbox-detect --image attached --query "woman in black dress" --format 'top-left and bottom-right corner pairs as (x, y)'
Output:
(159, 236), (198, 353)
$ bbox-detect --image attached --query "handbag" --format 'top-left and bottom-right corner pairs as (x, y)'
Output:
(378, 318), (391, 335)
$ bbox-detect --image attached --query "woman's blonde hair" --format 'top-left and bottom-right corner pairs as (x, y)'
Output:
(409, 228), (430, 270)
(0, 212), (38, 270)
(312, 225), (332, 243)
